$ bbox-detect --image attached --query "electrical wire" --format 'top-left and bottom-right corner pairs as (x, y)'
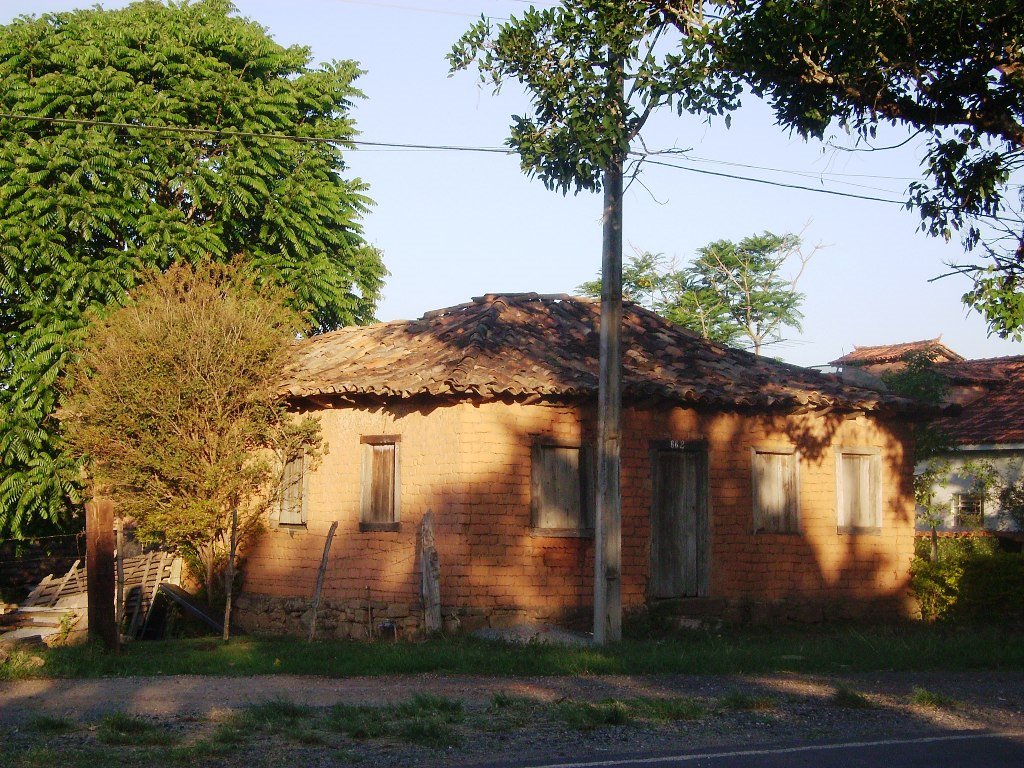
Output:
(0, 111), (927, 205)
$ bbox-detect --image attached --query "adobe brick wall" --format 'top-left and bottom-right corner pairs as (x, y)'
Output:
(235, 398), (916, 637)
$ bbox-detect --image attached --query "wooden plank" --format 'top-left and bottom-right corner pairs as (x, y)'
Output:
(23, 574), (55, 608)
(370, 444), (395, 523)
(420, 511), (441, 634)
(651, 448), (708, 599)
(308, 521), (338, 642)
(52, 559), (83, 606)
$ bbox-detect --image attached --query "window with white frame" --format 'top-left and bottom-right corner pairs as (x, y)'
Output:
(360, 435), (400, 531)
(952, 492), (984, 529)
(531, 441), (594, 534)
(752, 448), (799, 533)
(836, 448), (881, 532)
(279, 453), (307, 527)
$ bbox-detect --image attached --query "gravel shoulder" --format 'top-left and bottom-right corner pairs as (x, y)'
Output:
(2, 671), (1023, 767)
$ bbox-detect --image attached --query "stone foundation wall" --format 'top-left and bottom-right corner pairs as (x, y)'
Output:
(233, 592), (590, 639)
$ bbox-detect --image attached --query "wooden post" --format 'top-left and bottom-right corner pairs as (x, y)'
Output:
(115, 519), (124, 632)
(594, 54), (625, 646)
(308, 521), (338, 642)
(85, 496), (118, 651)
(420, 511), (441, 634)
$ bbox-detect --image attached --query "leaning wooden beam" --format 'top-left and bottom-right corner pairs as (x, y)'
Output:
(308, 521), (339, 642)
(52, 559), (83, 607)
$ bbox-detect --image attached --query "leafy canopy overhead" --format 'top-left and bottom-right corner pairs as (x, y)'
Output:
(449, 0), (739, 193)
(702, 0), (1024, 338)
(62, 261), (323, 628)
(0, 0), (385, 536)
(579, 232), (813, 354)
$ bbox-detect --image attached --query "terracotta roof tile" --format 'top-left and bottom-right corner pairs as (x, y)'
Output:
(933, 356), (1024, 444)
(830, 338), (964, 366)
(284, 294), (922, 414)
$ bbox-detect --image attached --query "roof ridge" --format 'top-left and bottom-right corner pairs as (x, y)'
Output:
(443, 295), (509, 390)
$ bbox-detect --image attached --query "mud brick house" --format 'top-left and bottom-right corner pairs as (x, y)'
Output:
(235, 294), (924, 638)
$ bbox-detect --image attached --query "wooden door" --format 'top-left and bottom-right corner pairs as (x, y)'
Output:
(650, 446), (708, 598)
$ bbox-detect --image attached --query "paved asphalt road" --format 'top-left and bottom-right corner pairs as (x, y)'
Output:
(491, 732), (1024, 768)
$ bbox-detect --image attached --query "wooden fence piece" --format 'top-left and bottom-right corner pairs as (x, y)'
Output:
(309, 521), (339, 642)
(420, 511), (441, 634)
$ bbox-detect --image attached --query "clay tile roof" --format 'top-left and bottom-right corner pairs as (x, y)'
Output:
(283, 293), (922, 414)
(933, 356), (1024, 444)
(830, 338), (964, 367)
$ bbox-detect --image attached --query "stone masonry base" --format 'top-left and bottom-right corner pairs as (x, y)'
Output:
(233, 591), (909, 639)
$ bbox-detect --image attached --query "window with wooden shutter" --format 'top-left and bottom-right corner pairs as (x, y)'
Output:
(752, 448), (799, 533)
(360, 435), (400, 532)
(836, 448), (881, 533)
(280, 453), (307, 527)
(531, 441), (594, 536)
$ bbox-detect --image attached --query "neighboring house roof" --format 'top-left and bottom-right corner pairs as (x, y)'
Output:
(830, 338), (964, 367)
(933, 356), (1024, 445)
(283, 293), (920, 415)
(934, 355), (1024, 385)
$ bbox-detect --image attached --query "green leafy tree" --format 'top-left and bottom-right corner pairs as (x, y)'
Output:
(0, 0), (385, 537)
(578, 232), (813, 353)
(699, 0), (1024, 339)
(62, 261), (323, 640)
(881, 352), (955, 462)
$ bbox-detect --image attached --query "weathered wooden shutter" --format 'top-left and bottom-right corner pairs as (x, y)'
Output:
(360, 436), (401, 527)
(752, 451), (798, 533)
(840, 451), (880, 530)
(532, 442), (589, 532)
(280, 454), (306, 526)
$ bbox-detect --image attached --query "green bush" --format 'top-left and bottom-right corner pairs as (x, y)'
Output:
(953, 554), (1024, 623)
(910, 537), (1024, 623)
(913, 534), (998, 562)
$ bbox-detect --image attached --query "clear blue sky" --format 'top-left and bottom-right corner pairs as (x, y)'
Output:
(5, 0), (1022, 367)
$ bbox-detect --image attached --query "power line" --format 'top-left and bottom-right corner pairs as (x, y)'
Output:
(0, 111), (912, 204)
(637, 156), (907, 205)
(0, 112), (513, 154)
(326, 0), (507, 20)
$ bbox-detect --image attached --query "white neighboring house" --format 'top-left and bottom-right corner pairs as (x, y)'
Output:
(926, 357), (1024, 533)
(830, 342), (1024, 535)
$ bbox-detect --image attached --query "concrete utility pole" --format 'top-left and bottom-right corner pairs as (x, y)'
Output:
(594, 54), (625, 646)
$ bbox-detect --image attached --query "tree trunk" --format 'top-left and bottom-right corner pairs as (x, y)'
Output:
(205, 545), (215, 606)
(222, 506), (238, 642)
(930, 526), (939, 563)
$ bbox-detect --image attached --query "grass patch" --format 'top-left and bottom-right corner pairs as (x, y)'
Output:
(11, 746), (113, 768)
(627, 696), (706, 721)
(328, 693), (465, 748)
(239, 698), (311, 730)
(393, 693), (464, 721)
(831, 686), (875, 709)
(97, 712), (176, 746)
(555, 699), (632, 730)
(25, 713), (76, 734)
(717, 691), (776, 711)
(394, 717), (463, 748)
(909, 687), (959, 709)
(3, 625), (1023, 681)
(328, 704), (390, 739)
